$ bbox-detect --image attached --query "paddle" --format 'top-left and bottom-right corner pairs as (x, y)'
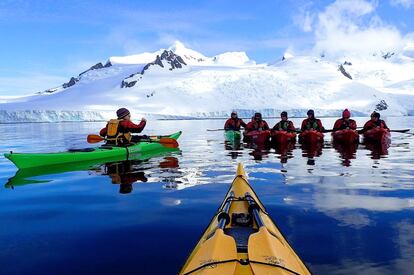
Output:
(207, 128), (226, 131)
(357, 128), (410, 134)
(245, 193), (308, 275)
(180, 192), (237, 275)
(389, 129), (410, 133)
(86, 134), (179, 148)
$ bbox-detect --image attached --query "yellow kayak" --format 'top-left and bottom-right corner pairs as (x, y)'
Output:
(179, 164), (311, 275)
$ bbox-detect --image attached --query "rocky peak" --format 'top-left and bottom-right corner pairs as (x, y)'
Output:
(338, 64), (352, 80)
(121, 50), (187, 88)
(42, 61), (113, 93)
(382, 52), (395, 60)
(141, 50), (186, 74)
(79, 62), (112, 76)
(62, 77), (78, 89)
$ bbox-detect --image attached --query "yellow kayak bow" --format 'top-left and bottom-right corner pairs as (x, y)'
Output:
(180, 163), (311, 275)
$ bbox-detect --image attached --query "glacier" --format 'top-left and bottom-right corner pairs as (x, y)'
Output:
(0, 41), (413, 123)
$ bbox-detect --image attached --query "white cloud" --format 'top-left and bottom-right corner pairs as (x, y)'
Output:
(308, 0), (405, 56)
(390, 0), (414, 8)
(293, 2), (317, 33)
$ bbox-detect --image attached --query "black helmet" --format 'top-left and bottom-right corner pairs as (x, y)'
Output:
(116, 108), (130, 119)
(281, 111), (288, 117)
(371, 111), (380, 118)
(307, 109), (314, 116)
(254, 112), (262, 118)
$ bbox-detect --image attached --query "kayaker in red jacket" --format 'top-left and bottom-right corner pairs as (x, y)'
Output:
(100, 108), (147, 145)
(301, 109), (324, 132)
(333, 109), (357, 131)
(246, 112), (270, 132)
(224, 111), (247, 130)
(272, 111), (296, 132)
(362, 111), (389, 133)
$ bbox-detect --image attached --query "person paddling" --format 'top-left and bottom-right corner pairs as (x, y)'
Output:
(301, 109), (324, 132)
(224, 111), (247, 131)
(272, 111), (296, 132)
(361, 111), (389, 133)
(100, 108), (147, 145)
(333, 109), (357, 132)
(246, 112), (270, 132)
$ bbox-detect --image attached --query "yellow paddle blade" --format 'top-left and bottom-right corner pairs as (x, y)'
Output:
(180, 229), (237, 275)
(158, 137), (179, 148)
(248, 227), (311, 275)
(87, 134), (104, 143)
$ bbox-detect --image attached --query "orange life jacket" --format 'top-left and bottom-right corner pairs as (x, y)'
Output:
(106, 119), (132, 145)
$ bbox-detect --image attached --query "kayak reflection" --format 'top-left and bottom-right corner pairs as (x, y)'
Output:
(102, 156), (179, 194)
(249, 148), (270, 161)
(333, 141), (358, 167)
(5, 148), (180, 189)
(301, 142), (323, 166)
(272, 142), (295, 164)
(224, 139), (243, 159)
(364, 141), (390, 159)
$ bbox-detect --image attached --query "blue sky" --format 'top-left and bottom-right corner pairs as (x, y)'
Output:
(0, 0), (413, 95)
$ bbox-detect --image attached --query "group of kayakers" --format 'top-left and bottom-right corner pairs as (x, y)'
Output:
(98, 107), (390, 146)
(224, 109), (389, 133)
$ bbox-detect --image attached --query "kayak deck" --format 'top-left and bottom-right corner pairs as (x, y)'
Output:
(4, 131), (182, 169)
(225, 130), (241, 142)
(243, 130), (271, 144)
(363, 128), (390, 144)
(271, 130), (297, 144)
(299, 130), (324, 144)
(180, 164), (310, 275)
(332, 129), (359, 143)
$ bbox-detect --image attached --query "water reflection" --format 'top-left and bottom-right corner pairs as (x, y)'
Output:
(301, 142), (324, 166)
(224, 140), (243, 159)
(5, 148), (181, 190)
(1, 118), (414, 275)
(272, 142), (295, 164)
(96, 156), (180, 194)
(364, 141), (390, 159)
(333, 141), (358, 167)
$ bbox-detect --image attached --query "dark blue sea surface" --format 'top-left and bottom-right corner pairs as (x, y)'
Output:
(0, 117), (413, 275)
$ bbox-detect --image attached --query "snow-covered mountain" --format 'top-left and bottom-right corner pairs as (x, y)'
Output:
(0, 41), (413, 123)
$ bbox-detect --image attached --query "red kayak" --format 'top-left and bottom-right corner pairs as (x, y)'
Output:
(271, 130), (296, 144)
(363, 128), (391, 144)
(299, 130), (324, 144)
(243, 130), (270, 144)
(332, 129), (359, 143)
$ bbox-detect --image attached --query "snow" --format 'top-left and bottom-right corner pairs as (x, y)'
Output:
(168, 41), (210, 65)
(213, 52), (253, 66)
(0, 41), (413, 123)
(109, 52), (161, 65)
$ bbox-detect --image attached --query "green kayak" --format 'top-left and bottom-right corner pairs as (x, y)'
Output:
(225, 130), (241, 142)
(4, 131), (182, 169)
(5, 147), (179, 188)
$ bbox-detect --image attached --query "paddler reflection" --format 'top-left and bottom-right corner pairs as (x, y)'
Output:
(105, 160), (148, 194)
(364, 141), (389, 160)
(333, 140), (358, 167)
(301, 142), (323, 166)
(272, 142), (295, 164)
(104, 156), (179, 194)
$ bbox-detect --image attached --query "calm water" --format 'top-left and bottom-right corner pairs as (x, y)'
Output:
(0, 117), (413, 275)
